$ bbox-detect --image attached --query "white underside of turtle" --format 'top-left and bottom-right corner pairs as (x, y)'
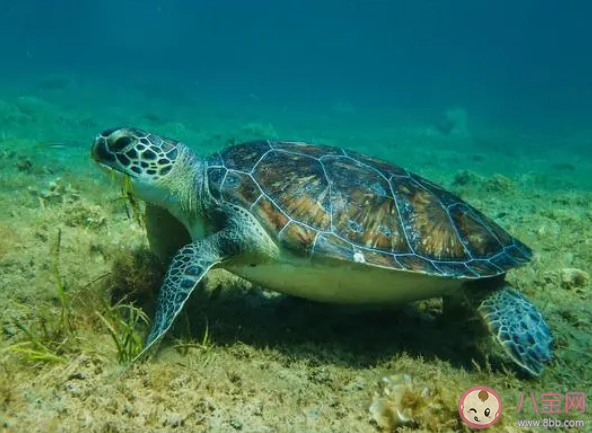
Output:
(229, 259), (462, 305)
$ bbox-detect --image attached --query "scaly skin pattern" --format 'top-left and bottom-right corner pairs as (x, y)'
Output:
(144, 240), (221, 354)
(478, 286), (554, 377)
(90, 127), (554, 376)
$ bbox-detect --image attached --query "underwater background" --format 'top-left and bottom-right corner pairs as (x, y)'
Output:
(0, 1), (590, 432)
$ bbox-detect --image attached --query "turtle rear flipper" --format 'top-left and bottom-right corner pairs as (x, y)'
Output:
(478, 286), (554, 377)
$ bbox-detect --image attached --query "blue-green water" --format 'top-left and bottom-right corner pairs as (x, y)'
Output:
(1, 1), (591, 141)
(0, 1), (591, 189)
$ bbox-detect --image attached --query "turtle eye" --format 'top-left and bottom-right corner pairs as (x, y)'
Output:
(484, 408), (490, 417)
(111, 136), (133, 152)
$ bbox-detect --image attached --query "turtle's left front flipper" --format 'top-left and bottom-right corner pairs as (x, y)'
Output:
(478, 286), (554, 377)
(134, 235), (227, 361)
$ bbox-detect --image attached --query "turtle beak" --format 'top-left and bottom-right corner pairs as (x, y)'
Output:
(91, 135), (117, 166)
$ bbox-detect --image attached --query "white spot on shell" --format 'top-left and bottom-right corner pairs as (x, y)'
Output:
(353, 252), (365, 263)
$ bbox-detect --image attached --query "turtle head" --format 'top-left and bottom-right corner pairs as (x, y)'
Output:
(91, 127), (188, 204)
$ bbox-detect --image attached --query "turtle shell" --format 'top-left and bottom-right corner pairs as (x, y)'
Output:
(206, 140), (532, 278)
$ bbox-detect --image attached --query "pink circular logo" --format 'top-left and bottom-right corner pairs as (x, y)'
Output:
(459, 386), (502, 429)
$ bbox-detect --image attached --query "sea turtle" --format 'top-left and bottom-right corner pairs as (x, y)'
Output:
(91, 127), (553, 376)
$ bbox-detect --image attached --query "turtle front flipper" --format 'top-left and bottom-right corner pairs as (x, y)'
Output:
(133, 236), (225, 362)
(478, 286), (554, 377)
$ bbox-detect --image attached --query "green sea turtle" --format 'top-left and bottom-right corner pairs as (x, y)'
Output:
(90, 127), (553, 376)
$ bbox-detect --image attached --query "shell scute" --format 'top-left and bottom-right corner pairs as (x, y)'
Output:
(313, 233), (354, 261)
(396, 255), (441, 274)
(280, 222), (317, 253)
(221, 171), (261, 208)
(206, 152), (225, 167)
(410, 173), (461, 207)
(433, 261), (473, 277)
(391, 176), (467, 260)
(250, 196), (289, 234)
(448, 204), (502, 258)
(361, 250), (404, 270)
(274, 141), (344, 158)
(254, 151), (331, 231)
(324, 157), (409, 253)
(345, 149), (408, 178)
(467, 260), (503, 276)
(221, 141), (271, 171)
(490, 253), (519, 271)
(207, 167), (227, 200)
(485, 214), (514, 246)
(505, 244), (532, 265)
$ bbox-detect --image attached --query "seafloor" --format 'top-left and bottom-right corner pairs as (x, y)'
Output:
(0, 75), (590, 433)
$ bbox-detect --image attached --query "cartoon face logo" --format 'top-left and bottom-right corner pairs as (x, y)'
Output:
(459, 386), (502, 429)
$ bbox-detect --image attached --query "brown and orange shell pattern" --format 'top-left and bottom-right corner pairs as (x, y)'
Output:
(206, 141), (532, 278)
